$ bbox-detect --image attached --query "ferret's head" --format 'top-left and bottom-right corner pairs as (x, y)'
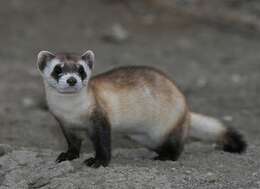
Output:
(37, 51), (94, 94)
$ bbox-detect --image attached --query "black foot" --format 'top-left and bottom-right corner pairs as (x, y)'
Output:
(84, 157), (109, 168)
(153, 136), (184, 162)
(153, 155), (178, 161)
(56, 151), (79, 163)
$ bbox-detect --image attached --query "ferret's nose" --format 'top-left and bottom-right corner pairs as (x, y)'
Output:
(67, 77), (77, 86)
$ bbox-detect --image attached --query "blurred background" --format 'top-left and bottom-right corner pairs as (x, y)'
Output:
(0, 0), (259, 151)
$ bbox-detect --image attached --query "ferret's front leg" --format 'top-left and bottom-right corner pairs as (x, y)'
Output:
(84, 109), (111, 168)
(56, 122), (82, 163)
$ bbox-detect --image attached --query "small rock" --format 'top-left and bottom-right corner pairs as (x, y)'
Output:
(22, 97), (35, 108)
(0, 147), (5, 157)
(185, 170), (192, 174)
(177, 38), (193, 49)
(206, 172), (214, 176)
(142, 15), (156, 25)
(29, 177), (50, 189)
(0, 144), (12, 157)
(206, 172), (217, 183)
(222, 115), (233, 122)
(196, 77), (207, 88)
(231, 74), (242, 84)
(102, 23), (129, 44)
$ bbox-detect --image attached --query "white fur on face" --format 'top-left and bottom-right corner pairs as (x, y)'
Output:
(42, 58), (92, 94)
(42, 59), (61, 90)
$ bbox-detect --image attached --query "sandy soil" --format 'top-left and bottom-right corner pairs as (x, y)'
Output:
(0, 0), (259, 188)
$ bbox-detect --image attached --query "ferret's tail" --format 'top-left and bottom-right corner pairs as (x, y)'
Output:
(189, 112), (246, 153)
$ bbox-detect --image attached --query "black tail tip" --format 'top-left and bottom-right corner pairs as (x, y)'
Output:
(221, 128), (247, 154)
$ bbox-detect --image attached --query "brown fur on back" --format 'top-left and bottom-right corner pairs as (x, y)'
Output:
(90, 65), (185, 99)
(90, 66), (186, 112)
(91, 66), (170, 85)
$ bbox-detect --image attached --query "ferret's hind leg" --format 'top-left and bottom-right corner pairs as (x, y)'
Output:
(153, 134), (184, 161)
(153, 115), (189, 161)
(128, 131), (182, 161)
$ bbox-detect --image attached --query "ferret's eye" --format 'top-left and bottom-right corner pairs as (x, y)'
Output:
(53, 65), (62, 75)
(78, 65), (86, 80)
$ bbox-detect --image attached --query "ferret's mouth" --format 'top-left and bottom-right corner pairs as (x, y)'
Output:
(57, 86), (82, 94)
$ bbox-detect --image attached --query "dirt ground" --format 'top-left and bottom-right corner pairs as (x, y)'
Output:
(0, 0), (259, 188)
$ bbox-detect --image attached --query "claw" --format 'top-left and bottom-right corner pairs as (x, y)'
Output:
(84, 157), (109, 168)
(56, 151), (79, 163)
(84, 157), (96, 166)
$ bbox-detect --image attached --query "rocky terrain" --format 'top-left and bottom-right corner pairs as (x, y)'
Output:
(1, 143), (260, 189)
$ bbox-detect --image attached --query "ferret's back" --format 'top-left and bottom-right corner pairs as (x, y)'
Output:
(91, 66), (177, 90)
(90, 66), (185, 106)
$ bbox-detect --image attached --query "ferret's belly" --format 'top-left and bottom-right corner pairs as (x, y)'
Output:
(107, 95), (186, 148)
(112, 121), (165, 148)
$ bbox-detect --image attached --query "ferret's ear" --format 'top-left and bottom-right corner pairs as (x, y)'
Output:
(81, 50), (95, 70)
(37, 51), (55, 72)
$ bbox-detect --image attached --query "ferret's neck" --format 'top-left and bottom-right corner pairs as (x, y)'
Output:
(44, 82), (95, 114)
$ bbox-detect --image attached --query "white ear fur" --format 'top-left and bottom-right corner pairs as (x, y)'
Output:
(37, 51), (55, 72)
(81, 50), (95, 69)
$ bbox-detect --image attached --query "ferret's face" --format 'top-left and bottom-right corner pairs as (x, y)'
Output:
(37, 51), (94, 94)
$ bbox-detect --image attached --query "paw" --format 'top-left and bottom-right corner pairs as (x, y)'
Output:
(153, 155), (169, 161)
(56, 151), (79, 163)
(153, 155), (178, 161)
(84, 157), (109, 168)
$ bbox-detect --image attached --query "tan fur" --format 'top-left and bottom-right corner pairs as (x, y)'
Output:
(89, 66), (188, 148)
(171, 107), (190, 143)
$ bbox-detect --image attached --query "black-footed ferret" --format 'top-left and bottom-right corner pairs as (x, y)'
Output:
(37, 50), (246, 168)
